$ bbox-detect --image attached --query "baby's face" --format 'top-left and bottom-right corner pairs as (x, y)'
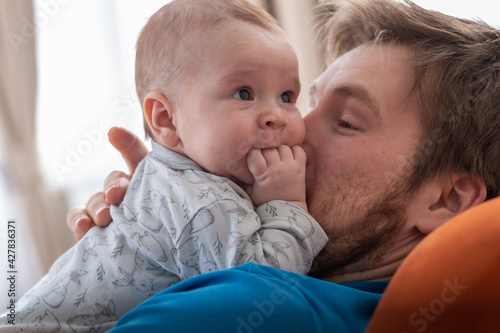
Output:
(173, 20), (304, 185)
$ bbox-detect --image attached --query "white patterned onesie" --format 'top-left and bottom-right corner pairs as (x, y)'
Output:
(0, 141), (328, 332)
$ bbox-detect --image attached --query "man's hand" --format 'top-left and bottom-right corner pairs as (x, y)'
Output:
(246, 145), (307, 211)
(66, 127), (148, 241)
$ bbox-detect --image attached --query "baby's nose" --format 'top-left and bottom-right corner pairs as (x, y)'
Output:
(261, 108), (287, 130)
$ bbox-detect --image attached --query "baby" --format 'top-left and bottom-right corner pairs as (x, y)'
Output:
(0, 0), (327, 331)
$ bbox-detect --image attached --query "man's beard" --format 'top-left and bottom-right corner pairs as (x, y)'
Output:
(307, 175), (417, 281)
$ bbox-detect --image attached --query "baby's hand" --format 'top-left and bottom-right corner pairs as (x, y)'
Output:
(246, 145), (307, 211)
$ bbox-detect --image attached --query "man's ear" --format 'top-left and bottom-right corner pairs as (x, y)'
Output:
(416, 173), (487, 234)
(143, 92), (179, 148)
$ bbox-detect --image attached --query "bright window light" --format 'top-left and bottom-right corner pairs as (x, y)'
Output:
(36, 0), (168, 209)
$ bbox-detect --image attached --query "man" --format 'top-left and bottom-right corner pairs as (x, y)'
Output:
(67, 0), (500, 331)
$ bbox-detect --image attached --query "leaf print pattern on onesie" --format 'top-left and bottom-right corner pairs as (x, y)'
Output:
(42, 270), (89, 309)
(171, 238), (218, 275)
(286, 206), (318, 250)
(130, 231), (168, 263)
(17, 297), (41, 323)
(171, 236), (200, 276)
(177, 208), (215, 240)
(81, 228), (118, 262)
(113, 249), (166, 293)
(169, 208), (218, 275)
(137, 189), (174, 233)
(199, 244), (217, 273)
(31, 310), (61, 332)
(261, 240), (290, 269)
(226, 205), (249, 224)
(229, 232), (262, 267)
(67, 299), (118, 333)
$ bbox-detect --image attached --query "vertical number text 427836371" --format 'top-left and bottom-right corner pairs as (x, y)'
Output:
(6, 220), (17, 325)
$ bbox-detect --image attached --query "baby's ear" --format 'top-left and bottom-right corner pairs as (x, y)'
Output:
(143, 92), (179, 148)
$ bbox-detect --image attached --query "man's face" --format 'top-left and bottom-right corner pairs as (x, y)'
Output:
(302, 44), (424, 280)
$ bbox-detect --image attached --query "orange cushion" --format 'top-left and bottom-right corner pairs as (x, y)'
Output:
(366, 197), (500, 333)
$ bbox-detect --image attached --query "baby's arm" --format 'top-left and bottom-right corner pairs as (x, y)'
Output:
(246, 145), (307, 211)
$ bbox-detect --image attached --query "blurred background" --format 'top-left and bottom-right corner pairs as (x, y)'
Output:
(1, 0), (499, 309)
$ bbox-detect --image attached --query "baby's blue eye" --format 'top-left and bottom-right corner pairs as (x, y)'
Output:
(279, 92), (292, 103)
(232, 89), (252, 101)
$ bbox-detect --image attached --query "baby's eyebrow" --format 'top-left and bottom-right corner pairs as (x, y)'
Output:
(218, 69), (301, 92)
(219, 68), (259, 84)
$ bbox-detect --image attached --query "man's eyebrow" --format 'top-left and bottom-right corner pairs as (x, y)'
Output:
(334, 84), (381, 120)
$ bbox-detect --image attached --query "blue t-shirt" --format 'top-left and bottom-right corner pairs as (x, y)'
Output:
(109, 263), (387, 332)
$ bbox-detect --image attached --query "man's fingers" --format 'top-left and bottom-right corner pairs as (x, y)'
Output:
(108, 127), (148, 174)
(66, 206), (96, 241)
(103, 171), (131, 205)
(67, 127), (145, 241)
